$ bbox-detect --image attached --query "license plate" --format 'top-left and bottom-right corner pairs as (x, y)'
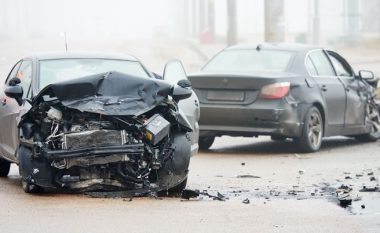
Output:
(207, 90), (245, 101)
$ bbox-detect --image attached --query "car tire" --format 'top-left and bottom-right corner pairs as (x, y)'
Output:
(21, 180), (43, 193)
(355, 102), (380, 142)
(18, 146), (43, 193)
(168, 178), (188, 194)
(0, 158), (11, 177)
(199, 136), (215, 150)
(296, 106), (323, 153)
(157, 132), (191, 193)
(271, 135), (287, 141)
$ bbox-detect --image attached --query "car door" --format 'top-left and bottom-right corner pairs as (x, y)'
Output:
(306, 50), (346, 132)
(327, 51), (366, 126)
(0, 60), (32, 161)
(162, 60), (200, 155)
(0, 61), (22, 161)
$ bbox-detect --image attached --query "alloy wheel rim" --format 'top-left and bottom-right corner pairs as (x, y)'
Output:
(308, 112), (322, 148)
(367, 103), (380, 135)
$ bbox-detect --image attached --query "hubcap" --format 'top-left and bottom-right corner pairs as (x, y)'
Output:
(308, 112), (322, 148)
(366, 103), (380, 135)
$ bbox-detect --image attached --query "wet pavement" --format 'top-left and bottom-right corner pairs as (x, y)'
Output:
(1, 136), (379, 232)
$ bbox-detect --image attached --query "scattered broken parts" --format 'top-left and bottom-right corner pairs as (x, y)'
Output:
(236, 175), (261, 179)
(180, 189), (226, 201)
(336, 184), (353, 207)
(242, 198), (250, 204)
(359, 186), (379, 192)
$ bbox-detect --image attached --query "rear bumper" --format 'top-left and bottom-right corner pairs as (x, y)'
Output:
(199, 99), (308, 138)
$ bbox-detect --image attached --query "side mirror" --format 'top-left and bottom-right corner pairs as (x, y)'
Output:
(359, 70), (375, 80)
(177, 79), (192, 88)
(4, 85), (23, 105)
(172, 84), (192, 102)
(8, 77), (21, 86)
(163, 59), (188, 84)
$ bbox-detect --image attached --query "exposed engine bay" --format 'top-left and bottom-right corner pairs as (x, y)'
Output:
(18, 72), (192, 193)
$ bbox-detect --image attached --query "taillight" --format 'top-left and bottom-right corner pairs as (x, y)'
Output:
(259, 82), (290, 99)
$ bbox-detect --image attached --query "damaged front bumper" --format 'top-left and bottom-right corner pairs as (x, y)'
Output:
(20, 139), (189, 192)
(19, 118), (191, 193)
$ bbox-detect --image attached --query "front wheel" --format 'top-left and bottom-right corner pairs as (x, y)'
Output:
(0, 158), (11, 177)
(168, 178), (188, 194)
(21, 180), (43, 193)
(355, 101), (380, 142)
(295, 106), (323, 153)
(18, 146), (43, 193)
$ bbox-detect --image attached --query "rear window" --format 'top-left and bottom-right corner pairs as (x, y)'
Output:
(202, 49), (295, 74)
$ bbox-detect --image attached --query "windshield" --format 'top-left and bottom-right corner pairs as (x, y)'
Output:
(39, 58), (150, 89)
(202, 49), (295, 75)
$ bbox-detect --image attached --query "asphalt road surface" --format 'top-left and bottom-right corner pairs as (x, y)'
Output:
(0, 136), (379, 233)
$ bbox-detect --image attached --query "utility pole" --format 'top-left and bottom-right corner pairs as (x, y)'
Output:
(344, 0), (361, 45)
(312, 0), (320, 44)
(227, 0), (237, 45)
(0, 0), (6, 38)
(199, 0), (206, 34)
(208, 0), (215, 40)
(178, 0), (189, 37)
(191, 0), (197, 37)
(264, 0), (285, 42)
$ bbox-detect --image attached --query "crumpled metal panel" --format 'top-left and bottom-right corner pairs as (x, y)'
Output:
(33, 71), (173, 116)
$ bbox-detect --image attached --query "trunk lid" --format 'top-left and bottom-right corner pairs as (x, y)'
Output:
(188, 72), (296, 105)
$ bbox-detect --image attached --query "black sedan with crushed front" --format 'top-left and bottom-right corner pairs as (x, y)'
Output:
(0, 52), (193, 194)
(190, 43), (380, 152)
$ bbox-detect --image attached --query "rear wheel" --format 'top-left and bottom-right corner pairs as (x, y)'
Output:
(355, 102), (380, 142)
(296, 106), (323, 153)
(199, 136), (215, 150)
(0, 158), (11, 177)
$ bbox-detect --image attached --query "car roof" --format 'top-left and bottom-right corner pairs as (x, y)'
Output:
(226, 43), (323, 52)
(22, 51), (140, 61)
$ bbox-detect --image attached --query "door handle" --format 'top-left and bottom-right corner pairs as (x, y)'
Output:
(321, 85), (327, 92)
(1, 99), (6, 106)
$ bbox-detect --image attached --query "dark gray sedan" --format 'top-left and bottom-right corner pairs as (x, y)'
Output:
(189, 43), (380, 152)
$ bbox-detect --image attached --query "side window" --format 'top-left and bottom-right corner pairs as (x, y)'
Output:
(308, 51), (335, 76)
(5, 61), (22, 85)
(306, 57), (318, 76)
(328, 54), (352, 77)
(16, 60), (33, 98)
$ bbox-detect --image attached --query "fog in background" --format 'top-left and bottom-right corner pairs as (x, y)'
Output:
(1, 0), (380, 82)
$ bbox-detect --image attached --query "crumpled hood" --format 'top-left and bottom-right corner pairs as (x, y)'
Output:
(33, 71), (173, 116)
